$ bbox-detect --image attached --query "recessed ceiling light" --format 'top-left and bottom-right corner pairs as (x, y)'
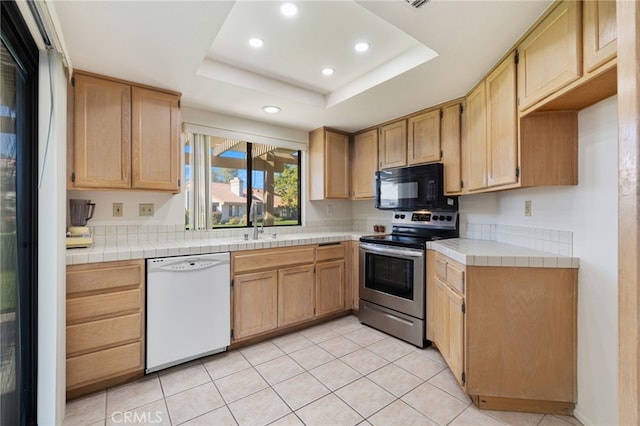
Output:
(248, 38), (264, 48)
(280, 2), (298, 17)
(263, 105), (281, 114)
(354, 41), (370, 53)
(322, 67), (335, 76)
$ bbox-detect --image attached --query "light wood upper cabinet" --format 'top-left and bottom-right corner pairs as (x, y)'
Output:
(517, 0), (582, 111)
(309, 128), (350, 200)
(583, 0), (617, 73)
(69, 71), (181, 192)
(278, 265), (315, 327)
(486, 53), (518, 188)
(378, 120), (407, 169)
(131, 87), (180, 191)
(233, 270), (279, 340)
(441, 103), (463, 194)
(72, 74), (131, 189)
(351, 129), (378, 199)
(408, 109), (441, 165)
(465, 82), (487, 191)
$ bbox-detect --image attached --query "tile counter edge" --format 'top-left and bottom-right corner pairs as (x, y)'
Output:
(66, 232), (365, 265)
(428, 238), (580, 269)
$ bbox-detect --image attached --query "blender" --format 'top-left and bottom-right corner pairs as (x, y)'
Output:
(67, 199), (95, 248)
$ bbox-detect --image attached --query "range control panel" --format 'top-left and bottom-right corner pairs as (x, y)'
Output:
(392, 210), (458, 229)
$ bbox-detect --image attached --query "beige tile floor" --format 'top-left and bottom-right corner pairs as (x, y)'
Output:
(64, 315), (583, 426)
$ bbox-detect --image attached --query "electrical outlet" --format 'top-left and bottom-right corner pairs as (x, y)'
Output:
(524, 200), (532, 216)
(139, 203), (155, 217)
(327, 204), (333, 217)
(113, 203), (123, 217)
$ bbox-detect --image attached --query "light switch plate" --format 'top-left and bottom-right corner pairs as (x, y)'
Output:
(139, 203), (155, 217)
(524, 200), (532, 216)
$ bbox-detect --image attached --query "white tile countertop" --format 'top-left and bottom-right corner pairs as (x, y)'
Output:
(429, 238), (579, 268)
(66, 232), (579, 268)
(65, 232), (365, 265)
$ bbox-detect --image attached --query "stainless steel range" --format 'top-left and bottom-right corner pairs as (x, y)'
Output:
(359, 210), (458, 347)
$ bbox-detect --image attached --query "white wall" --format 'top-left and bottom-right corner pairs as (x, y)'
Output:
(38, 51), (67, 426)
(460, 96), (618, 426)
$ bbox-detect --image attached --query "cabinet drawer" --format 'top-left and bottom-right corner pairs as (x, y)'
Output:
(67, 313), (142, 356)
(446, 263), (465, 294)
(67, 341), (143, 389)
(233, 247), (315, 273)
(316, 244), (345, 262)
(435, 256), (448, 280)
(67, 289), (141, 324)
(67, 260), (143, 295)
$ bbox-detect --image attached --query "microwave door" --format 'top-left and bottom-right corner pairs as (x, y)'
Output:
(378, 180), (419, 209)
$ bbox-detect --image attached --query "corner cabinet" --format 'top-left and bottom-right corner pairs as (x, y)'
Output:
(309, 128), (350, 200)
(464, 51), (578, 193)
(66, 260), (145, 399)
(68, 71), (181, 193)
(351, 129), (378, 199)
(427, 250), (578, 415)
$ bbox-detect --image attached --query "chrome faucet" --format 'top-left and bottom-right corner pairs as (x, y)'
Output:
(249, 202), (264, 240)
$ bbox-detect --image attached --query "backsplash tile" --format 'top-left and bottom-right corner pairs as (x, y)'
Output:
(460, 223), (573, 256)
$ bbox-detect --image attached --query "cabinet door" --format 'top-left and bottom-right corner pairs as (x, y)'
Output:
(583, 0), (617, 73)
(486, 54), (518, 188)
(442, 104), (462, 194)
(465, 83), (487, 191)
(278, 265), (315, 327)
(352, 129), (378, 199)
(434, 278), (450, 360)
(446, 285), (465, 387)
(408, 110), (441, 165)
(517, 0), (582, 110)
(315, 260), (345, 317)
(131, 87), (180, 191)
(73, 73), (131, 189)
(325, 131), (350, 199)
(379, 120), (407, 169)
(233, 271), (278, 340)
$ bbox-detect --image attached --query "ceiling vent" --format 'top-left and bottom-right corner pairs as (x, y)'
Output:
(405, 0), (429, 8)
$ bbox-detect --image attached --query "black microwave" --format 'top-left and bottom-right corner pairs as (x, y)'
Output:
(375, 163), (458, 210)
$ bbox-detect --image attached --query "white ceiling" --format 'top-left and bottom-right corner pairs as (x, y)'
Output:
(53, 0), (552, 133)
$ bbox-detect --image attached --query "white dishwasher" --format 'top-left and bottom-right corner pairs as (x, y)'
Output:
(146, 252), (230, 373)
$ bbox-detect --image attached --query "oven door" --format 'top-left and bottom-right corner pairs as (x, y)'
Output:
(359, 243), (425, 319)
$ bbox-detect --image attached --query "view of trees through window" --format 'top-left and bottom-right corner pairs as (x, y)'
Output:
(185, 134), (301, 229)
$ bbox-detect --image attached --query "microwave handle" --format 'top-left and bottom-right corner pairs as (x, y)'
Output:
(360, 243), (424, 258)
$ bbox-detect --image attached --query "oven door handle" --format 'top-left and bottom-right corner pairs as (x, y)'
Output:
(360, 243), (424, 258)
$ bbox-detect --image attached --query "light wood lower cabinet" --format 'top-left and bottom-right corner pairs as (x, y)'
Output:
(427, 250), (578, 415)
(232, 270), (278, 340)
(316, 244), (346, 317)
(278, 265), (315, 326)
(231, 243), (350, 343)
(66, 260), (145, 398)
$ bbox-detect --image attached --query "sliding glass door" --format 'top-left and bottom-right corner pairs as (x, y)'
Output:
(1, 2), (39, 424)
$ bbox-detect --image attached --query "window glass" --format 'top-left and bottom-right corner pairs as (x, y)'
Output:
(185, 134), (301, 230)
